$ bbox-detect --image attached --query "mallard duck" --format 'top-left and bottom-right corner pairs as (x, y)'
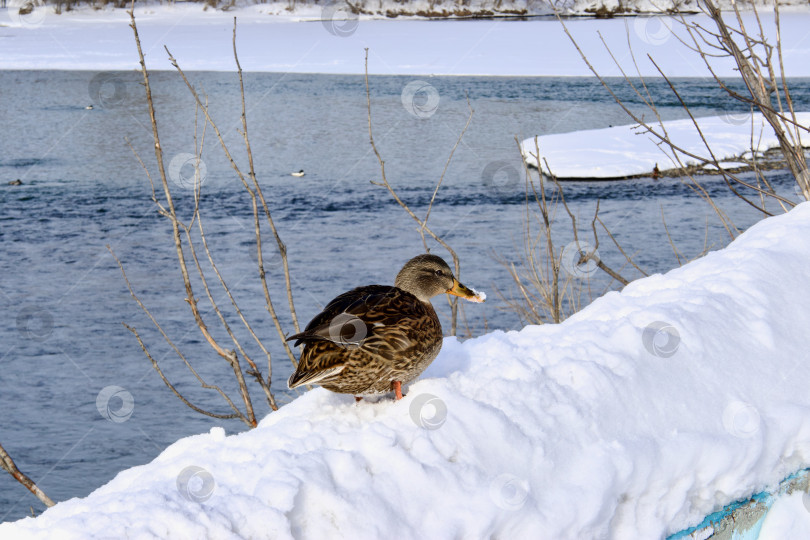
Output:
(287, 254), (484, 400)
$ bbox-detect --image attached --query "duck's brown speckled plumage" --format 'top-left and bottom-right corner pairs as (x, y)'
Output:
(288, 285), (443, 395)
(287, 254), (483, 398)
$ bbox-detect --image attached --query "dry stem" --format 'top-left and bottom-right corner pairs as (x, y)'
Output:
(0, 441), (55, 508)
(363, 48), (473, 335)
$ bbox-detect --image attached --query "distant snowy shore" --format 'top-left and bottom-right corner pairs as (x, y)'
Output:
(1, 3), (810, 76)
(3, 198), (810, 537)
(5, 0), (810, 18)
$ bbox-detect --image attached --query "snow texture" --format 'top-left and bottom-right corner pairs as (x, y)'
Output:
(759, 492), (810, 539)
(4, 201), (810, 538)
(521, 112), (810, 179)
(1, 4), (810, 77)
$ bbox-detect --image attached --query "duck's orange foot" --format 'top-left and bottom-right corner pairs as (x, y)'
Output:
(392, 380), (403, 400)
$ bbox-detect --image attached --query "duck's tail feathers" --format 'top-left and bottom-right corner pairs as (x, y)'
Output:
(287, 364), (346, 389)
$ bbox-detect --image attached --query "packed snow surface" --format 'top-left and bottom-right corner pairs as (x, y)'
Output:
(4, 199), (810, 537)
(521, 112), (810, 179)
(1, 5), (810, 76)
(759, 491), (810, 539)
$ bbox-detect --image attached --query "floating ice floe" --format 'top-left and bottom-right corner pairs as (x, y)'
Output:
(521, 112), (810, 180)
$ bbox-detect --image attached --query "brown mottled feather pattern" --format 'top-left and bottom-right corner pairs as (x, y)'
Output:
(287, 285), (443, 395)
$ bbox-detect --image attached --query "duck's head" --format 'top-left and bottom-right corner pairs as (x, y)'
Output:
(394, 254), (485, 304)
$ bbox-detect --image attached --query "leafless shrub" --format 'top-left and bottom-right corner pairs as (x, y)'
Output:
(497, 140), (641, 324)
(555, 0), (808, 220)
(500, 0), (809, 325)
(110, 11), (301, 427)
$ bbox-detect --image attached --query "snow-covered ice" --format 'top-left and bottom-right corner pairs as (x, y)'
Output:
(1, 5), (810, 77)
(521, 112), (810, 179)
(4, 199), (810, 537)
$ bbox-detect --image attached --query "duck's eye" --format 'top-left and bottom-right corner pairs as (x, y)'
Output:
(434, 269), (444, 277)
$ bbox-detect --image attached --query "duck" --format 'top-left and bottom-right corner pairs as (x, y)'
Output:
(291, 170), (305, 177)
(287, 254), (484, 400)
(7, 179), (22, 186)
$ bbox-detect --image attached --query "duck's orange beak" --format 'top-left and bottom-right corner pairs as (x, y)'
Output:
(447, 279), (486, 303)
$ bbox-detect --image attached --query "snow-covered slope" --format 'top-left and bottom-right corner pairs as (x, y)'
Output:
(521, 112), (810, 179)
(4, 203), (810, 537)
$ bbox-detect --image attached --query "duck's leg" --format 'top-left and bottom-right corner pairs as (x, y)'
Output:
(392, 381), (403, 400)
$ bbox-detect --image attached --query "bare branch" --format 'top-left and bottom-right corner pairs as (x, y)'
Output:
(162, 45), (299, 368)
(0, 441), (55, 508)
(364, 48), (469, 334)
(423, 93), (474, 234)
(123, 323), (246, 422)
(232, 17), (301, 338)
(108, 245), (251, 425)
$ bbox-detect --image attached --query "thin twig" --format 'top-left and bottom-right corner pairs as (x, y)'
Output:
(0, 441), (55, 508)
(232, 17), (301, 337)
(163, 45), (298, 367)
(109, 245), (251, 425)
(364, 48), (470, 335)
(123, 324), (245, 421)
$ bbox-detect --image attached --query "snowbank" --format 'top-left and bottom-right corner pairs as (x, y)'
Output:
(1, 5), (810, 76)
(521, 112), (810, 179)
(4, 201), (810, 537)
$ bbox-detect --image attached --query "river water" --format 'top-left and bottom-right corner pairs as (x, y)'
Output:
(1, 70), (807, 521)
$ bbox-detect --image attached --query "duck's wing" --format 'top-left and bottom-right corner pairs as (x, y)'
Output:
(287, 285), (434, 389)
(287, 285), (403, 348)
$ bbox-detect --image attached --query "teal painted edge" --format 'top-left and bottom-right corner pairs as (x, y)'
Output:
(667, 468), (810, 540)
(667, 493), (770, 540)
